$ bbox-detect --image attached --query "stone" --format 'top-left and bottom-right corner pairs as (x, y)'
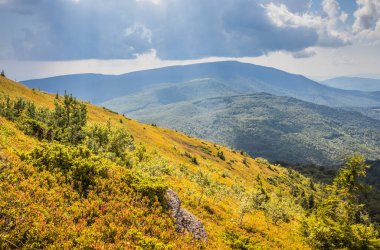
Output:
(165, 188), (207, 242)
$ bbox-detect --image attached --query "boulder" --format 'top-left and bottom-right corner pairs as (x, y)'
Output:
(165, 188), (207, 242)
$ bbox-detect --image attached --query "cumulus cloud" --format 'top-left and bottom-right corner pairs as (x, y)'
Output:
(352, 0), (380, 44)
(353, 0), (380, 32)
(0, 0), (371, 60)
(264, 0), (351, 48)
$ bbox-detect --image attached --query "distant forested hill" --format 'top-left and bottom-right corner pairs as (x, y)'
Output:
(128, 93), (380, 166)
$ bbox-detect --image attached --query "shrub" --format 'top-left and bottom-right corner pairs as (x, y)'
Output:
(222, 230), (260, 250)
(19, 143), (108, 197)
(126, 170), (168, 203)
(217, 151), (225, 161)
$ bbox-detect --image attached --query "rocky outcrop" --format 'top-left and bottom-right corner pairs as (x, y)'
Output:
(165, 188), (207, 242)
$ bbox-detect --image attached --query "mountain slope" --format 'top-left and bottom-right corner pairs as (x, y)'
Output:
(101, 78), (240, 114)
(23, 61), (380, 108)
(322, 77), (380, 92)
(1, 76), (320, 249)
(128, 93), (380, 166)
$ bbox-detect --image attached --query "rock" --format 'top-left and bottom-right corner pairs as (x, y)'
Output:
(165, 188), (207, 242)
(165, 188), (181, 216)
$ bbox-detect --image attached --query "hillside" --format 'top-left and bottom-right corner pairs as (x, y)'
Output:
(322, 77), (380, 92)
(128, 93), (380, 166)
(0, 76), (319, 249)
(23, 61), (380, 108)
(1, 76), (379, 249)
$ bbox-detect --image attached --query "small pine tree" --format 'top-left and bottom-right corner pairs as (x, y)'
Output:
(217, 151), (225, 161)
(302, 155), (380, 249)
(1, 70), (5, 77)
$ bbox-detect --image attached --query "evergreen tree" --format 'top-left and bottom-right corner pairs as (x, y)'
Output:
(302, 155), (380, 249)
(53, 92), (87, 144)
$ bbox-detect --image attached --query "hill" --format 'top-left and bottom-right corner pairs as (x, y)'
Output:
(322, 77), (380, 92)
(128, 93), (380, 166)
(23, 61), (380, 108)
(0, 75), (318, 249)
(1, 76), (379, 249)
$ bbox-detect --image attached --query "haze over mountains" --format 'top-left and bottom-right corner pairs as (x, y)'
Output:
(322, 77), (380, 92)
(22, 61), (380, 165)
(23, 61), (380, 108)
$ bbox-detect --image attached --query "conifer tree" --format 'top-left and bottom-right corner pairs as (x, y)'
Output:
(302, 155), (380, 249)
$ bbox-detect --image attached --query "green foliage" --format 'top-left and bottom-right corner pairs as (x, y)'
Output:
(183, 151), (199, 165)
(242, 157), (248, 167)
(194, 170), (211, 205)
(19, 143), (108, 197)
(0, 94), (179, 248)
(135, 144), (147, 162)
(84, 123), (134, 164)
(263, 195), (291, 225)
(0, 69), (5, 77)
(129, 229), (173, 250)
(217, 150), (225, 161)
(238, 189), (268, 226)
(302, 155), (380, 249)
(222, 230), (260, 250)
(0, 149), (179, 249)
(191, 156), (199, 165)
(53, 92), (87, 144)
(126, 170), (168, 202)
(0, 94), (87, 144)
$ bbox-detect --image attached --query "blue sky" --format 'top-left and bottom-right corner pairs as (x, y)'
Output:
(0, 0), (379, 80)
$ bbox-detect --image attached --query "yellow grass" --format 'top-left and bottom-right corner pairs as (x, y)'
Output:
(0, 77), (312, 249)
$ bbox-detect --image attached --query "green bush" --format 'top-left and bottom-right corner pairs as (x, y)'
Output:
(20, 143), (108, 197)
(126, 170), (167, 202)
(222, 230), (260, 250)
(217, 151), (225, 161)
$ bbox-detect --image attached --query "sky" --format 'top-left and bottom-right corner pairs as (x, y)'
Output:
(0, 0), (379, 81)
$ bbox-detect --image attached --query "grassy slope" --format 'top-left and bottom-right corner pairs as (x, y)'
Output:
(0, 77), (315, 249)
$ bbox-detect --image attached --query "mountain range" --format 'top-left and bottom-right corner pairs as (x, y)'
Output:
(23, 61), (380, 108)
(22, 61), (380, 165)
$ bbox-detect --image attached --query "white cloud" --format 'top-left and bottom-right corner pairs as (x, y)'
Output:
(125, 23), (152, 44)
(264, 1), (351, 48)
(352, 0), (380, 44)
(353, 0), (380, 32)
(322, 0), (340, 20)
(136, 0), (162, 5)
(292, 48), (316, 58)
(264, 3), (321, 28)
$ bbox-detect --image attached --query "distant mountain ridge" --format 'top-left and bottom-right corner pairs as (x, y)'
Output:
(23, 61), (380, 108)
(322, 77), (380, 92)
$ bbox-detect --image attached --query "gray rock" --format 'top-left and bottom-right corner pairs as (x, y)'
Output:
(165, 188), (207, 242)
(165, 188), (181, 216)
